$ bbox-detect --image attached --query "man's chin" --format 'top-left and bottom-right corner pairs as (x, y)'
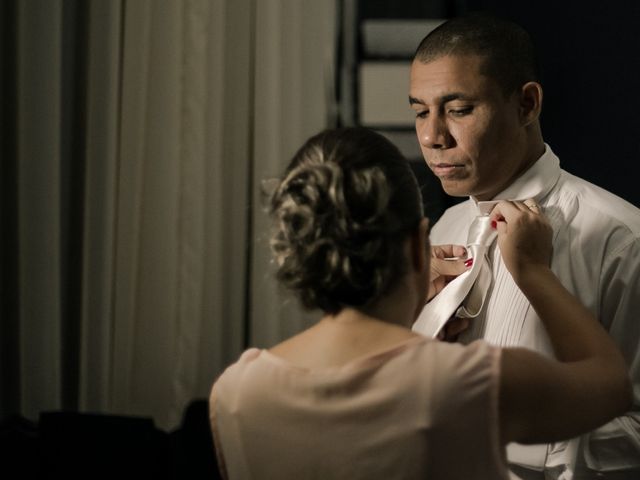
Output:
(440, 180), (472, 198)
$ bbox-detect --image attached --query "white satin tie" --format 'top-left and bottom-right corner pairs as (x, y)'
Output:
(412, 214), (498, 338)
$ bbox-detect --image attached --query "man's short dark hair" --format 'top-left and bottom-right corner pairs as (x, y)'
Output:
(414, 13), (541, 95)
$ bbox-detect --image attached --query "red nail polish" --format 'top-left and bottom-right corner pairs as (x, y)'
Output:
(491, 220), (497, 229)
(464, 258), (474, 268)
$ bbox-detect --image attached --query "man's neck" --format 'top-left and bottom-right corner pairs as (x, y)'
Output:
(475, 139), (546, 202)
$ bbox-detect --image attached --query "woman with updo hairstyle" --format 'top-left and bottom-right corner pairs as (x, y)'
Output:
(209, 128), (630, 480)
(269, 127), (423, 315)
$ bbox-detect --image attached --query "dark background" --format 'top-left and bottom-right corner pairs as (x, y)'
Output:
(360, 0), (640, 208)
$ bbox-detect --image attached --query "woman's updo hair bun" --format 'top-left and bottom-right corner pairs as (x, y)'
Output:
(269, 127), (423, 314)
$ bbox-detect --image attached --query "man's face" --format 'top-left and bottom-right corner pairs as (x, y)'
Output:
(409, 54), (528, 200)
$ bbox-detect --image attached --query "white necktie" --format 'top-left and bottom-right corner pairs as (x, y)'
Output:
(412, 214), (498, 338)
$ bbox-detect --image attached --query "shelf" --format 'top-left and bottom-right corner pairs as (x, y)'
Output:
(360, 19), (445, 59)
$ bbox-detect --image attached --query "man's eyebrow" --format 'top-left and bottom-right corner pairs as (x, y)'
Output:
(409, 93), (474, 106)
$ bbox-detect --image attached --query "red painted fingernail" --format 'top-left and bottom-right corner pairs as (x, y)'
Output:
(491, 220), (497, 229)
(464, 258), (474, 268)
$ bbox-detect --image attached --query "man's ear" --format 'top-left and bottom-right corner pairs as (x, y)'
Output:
(410, 217), (430, 272)
(519, 81), (543, 126)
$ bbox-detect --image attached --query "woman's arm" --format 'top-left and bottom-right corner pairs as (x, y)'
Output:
(492, 200), (632, 445)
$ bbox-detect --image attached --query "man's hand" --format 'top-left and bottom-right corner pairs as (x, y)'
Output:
(428, 244), (468, 301)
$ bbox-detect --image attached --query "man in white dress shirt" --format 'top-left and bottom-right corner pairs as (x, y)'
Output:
(409, 13), (640, 479)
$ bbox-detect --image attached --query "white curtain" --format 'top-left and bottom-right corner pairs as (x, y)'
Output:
(249, 0), (337, 347)
(9, 0), (337, 431)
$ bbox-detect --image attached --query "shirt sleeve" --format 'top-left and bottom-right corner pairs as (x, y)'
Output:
(584, 237), (640, 471)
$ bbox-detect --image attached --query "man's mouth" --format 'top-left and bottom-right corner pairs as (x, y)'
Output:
(430, 163), (465, 178)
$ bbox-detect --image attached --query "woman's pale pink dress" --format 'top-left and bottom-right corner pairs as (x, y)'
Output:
(210, 336), (509, 479)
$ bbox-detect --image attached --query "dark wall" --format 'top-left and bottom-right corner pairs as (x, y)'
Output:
(463, 1), (640, 207)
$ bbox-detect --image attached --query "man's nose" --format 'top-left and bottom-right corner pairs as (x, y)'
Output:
(418, 114), (450, 149)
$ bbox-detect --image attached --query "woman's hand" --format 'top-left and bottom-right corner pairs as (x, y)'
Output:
(490, 199), (553, 284)
(428, 244), (468, 301)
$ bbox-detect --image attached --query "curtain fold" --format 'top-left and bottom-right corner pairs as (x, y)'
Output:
(80, 0), (122, 414)
(17, 0), (64, 419)
(249, 0), (338, 347)
(172, 0), (210, 426)
(113, 0), (183, 425)
(198, 0), (253, 405)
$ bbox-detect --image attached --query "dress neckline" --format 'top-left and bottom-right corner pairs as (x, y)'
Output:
(259, 335), (428, 375)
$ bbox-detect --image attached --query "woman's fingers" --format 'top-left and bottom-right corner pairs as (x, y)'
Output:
(488, 199), (553, 281)
(431, 244), (467, 260)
